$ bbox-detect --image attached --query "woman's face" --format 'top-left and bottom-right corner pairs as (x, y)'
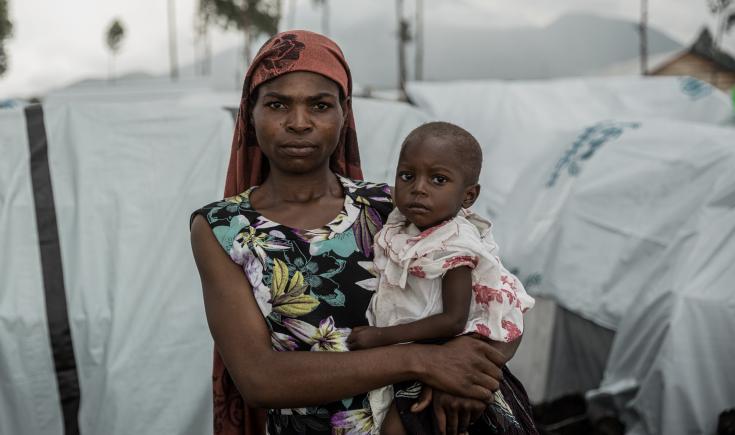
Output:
(251, 71), (346, 176)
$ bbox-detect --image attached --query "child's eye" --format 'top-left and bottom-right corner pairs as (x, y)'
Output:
(431, 175), (448, 184)
(398, 172), (413, 182)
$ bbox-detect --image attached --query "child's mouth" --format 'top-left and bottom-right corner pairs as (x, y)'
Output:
(406, 203), (430, 213)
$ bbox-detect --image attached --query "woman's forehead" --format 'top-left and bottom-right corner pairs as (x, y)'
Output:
(256, 71), (340, 97)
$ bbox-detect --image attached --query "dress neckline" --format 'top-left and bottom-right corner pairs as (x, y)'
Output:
(238, 174), (361, 235)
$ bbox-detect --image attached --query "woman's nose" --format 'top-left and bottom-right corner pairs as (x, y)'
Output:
(285, 106), (313, 133)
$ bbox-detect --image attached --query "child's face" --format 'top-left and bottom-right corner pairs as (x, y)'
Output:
(394, 135), (479, 231)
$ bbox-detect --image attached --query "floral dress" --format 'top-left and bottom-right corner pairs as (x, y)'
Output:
(194, 175), (392, 435)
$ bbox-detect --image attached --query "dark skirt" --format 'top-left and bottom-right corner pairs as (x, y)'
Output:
(394, 366), (539, 435)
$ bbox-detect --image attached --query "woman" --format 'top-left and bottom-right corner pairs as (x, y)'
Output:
(190, 30), (535, 435)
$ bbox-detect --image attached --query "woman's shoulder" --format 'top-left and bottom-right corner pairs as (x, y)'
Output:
(340, 177), (394, 227)
(340, 176), (391, 198)
(340, 176), (393, 211)
(189, 190), (256, 253)
(190, 191), (253, 226)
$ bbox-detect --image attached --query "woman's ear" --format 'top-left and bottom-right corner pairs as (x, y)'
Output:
(341, 96), (351, 123)
(462, 184), (481, 208)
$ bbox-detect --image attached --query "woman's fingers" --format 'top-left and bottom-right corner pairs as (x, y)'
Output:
(458, 407), (471, 435)
(475, 372), (501, 393)
(465, 385), (493, 403)
(411, 386), (433, 413)
(445, 405), (459, 435)
(421, 337), (506, 398)
(480, 339), (507, 366)
(432, 390), (487, 435)
(434, 402), (447, 435)
(472, 359), (502, 388)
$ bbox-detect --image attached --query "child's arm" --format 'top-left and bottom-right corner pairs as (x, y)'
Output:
(348, 266), (473, 350)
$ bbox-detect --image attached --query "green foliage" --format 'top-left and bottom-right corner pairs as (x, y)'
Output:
(707, 0), (735, 46)
(198, 0), (280, 37)
(708, 0), (733, 14)
(727, 10), (735, 32)
(106, 19), (125, 54)
(0, 0), (13, 76)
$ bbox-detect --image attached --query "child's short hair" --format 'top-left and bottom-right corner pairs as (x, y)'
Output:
(401, 121), (483, 185)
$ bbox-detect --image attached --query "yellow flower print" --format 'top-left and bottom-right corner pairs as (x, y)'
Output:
(236, 226), (290, 264)
(270, 259), (319, 318)
(283, 316), (351, 352)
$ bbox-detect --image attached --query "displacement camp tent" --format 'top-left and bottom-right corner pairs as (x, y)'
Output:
(4, 74), (733, 435)
(1, 98), (232, 435)
(407, 76), (735, 435)
(0, 88), (428, 435)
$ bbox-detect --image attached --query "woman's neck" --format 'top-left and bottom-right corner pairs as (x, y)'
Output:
(256, 166), (343, 205)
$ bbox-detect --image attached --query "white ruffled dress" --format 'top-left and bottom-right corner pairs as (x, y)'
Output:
(366, 208), (535, 430)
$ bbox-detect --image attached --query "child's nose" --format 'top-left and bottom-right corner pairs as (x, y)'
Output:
(411, 178), (428, 195)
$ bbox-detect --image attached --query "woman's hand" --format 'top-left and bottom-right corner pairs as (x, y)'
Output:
(412, 387), (487, 435)
(417, 335), (504, 402)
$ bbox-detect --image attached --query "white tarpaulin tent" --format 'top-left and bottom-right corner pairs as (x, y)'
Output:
(0, 90), (428, 435)
(407, 76), (735, 435)
(1, 99), (232, 435)
(3, 75), (733, 435)
(407, 76), (733, 219)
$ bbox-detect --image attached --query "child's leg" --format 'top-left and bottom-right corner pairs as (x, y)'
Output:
(380, 401), (408, 435)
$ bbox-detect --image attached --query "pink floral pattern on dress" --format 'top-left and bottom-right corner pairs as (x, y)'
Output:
(501, 275), (518, 290)
(474, 284), (503, 305)
(442, 255), (479, 270)
(416, 221), (446, 239)
(408, 265), (426, 278)
(502, 320), (522, 342)
(475, 323), (491, 337)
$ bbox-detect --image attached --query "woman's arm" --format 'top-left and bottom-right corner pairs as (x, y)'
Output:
(191, 216), (504, 409)
(348, 267), (473, 349)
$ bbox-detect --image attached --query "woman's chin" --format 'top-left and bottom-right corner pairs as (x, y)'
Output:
(272, 159), (330, 176)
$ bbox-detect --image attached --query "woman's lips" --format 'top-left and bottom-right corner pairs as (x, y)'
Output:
(280, 143), (317, 157)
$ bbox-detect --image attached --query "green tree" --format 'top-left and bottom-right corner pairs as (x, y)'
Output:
(198, 0), (281, 65)
(311, 0), (329, 36)
(395, 0), (411, 99)
(707, 0), (735, 48)
(105, 18), (125, 82)
(0, 0), (13, 77)
(639, 0), (649, 75)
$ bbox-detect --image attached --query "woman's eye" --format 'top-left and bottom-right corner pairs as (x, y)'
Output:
(431, 175), (448, 184)
(267, 102), (285, 110)
(314, 102), (330, 111)
(398, 172), (413, 182)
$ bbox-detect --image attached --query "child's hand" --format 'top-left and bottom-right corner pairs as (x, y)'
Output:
(347, 326), (385, 350)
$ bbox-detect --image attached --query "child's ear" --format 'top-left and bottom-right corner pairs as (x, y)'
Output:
(462, 184), (481, 208)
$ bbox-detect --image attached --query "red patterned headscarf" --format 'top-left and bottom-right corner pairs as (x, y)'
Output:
(214, 30), (363, 435)
(223, 30), (363, 196)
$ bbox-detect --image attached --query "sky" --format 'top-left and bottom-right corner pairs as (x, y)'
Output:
(0, 0), (731, 99)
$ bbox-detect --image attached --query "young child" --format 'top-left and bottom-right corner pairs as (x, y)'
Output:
(347, 122), (535, 435)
